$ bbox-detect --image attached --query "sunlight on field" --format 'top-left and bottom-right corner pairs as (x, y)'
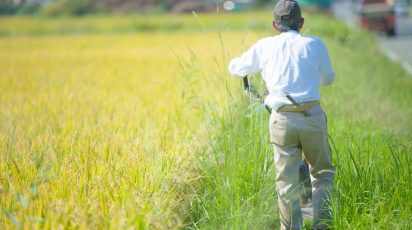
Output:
(1, 12), (411, 229)
(0, 30), (243, 228)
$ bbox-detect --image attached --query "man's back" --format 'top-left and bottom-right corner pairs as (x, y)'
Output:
(228, 31), (335, 110)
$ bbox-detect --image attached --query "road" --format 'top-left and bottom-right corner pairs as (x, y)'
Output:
(332, 0), (412, 76)
(379, 17), (412, 75)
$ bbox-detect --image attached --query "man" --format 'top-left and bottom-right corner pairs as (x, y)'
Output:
(227, 0), (336, 229)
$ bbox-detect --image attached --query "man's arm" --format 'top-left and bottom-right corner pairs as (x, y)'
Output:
(228, 43), (261, 77)
(319, 41), (335, 86)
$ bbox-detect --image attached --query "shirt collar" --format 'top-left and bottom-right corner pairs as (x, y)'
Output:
(283, 30), (299, 35)
(278, 30), (300, 38)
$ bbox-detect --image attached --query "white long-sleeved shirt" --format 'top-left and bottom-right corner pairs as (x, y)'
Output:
(228, 30), (335, 111)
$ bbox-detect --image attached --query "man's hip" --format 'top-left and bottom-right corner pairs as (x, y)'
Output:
(277, 100), (320, 115)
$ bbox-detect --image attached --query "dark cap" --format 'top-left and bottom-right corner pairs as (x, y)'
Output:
(273, 0), (302, 24)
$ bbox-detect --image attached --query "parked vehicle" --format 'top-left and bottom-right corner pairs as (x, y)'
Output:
(355, 0), (396, 36)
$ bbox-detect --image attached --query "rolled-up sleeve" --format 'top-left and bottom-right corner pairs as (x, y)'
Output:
(319, 41), (335, 86)
(228, 43), (261, 78)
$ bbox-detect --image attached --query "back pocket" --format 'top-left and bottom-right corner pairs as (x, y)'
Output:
(269, 116), (297, 146)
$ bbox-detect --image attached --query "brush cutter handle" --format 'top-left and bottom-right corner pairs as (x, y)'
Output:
(242, 76), (250, 91)
(242, 75), (272, 113)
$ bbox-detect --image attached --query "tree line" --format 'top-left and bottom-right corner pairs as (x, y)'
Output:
(0, 0), (273, 15)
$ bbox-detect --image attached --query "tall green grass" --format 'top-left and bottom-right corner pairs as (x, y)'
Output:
(185, 12), (412, 229)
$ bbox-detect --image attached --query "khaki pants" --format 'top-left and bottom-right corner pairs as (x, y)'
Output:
(269, 105), (335, 230)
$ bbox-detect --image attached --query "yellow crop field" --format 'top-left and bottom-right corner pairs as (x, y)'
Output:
(0, 14), (266, 228)
(1, 12), (412, 229)
(3, 35), (181, 228)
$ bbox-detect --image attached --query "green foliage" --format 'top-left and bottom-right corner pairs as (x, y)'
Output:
(0, 2), (42, 15)
(16, 3), (42, 15)
(256, 0), (274, 6)
(40, 0), (105, 16)
(0, 13), (273, 37)
(148, 2), (170, 14)
(183, 11), (412, 229)
(188, 102), (276, 229)
(0, 2), (18, 15)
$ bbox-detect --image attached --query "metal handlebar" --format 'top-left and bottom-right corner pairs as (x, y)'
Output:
(242, 75), (271, 113)
(242, 77), (250, 91)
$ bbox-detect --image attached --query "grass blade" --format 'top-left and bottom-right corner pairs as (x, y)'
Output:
(16, 193), (29, 209)
(2, 208), (22, 229)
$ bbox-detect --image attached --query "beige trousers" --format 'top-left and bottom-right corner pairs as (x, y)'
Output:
(269, 105), (335, 230)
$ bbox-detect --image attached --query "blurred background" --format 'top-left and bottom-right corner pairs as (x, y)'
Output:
(2, 0), (311, 15)
(1, 0), (411, 35)
(0, 0), (409, 15)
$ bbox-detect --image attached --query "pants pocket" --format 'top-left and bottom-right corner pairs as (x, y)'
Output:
(269, 115), (297, 146)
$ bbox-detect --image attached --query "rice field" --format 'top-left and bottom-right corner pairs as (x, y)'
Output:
(1, 11), (411, 229)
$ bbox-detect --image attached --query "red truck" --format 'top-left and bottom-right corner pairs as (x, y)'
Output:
(356, 0), (396, 36)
